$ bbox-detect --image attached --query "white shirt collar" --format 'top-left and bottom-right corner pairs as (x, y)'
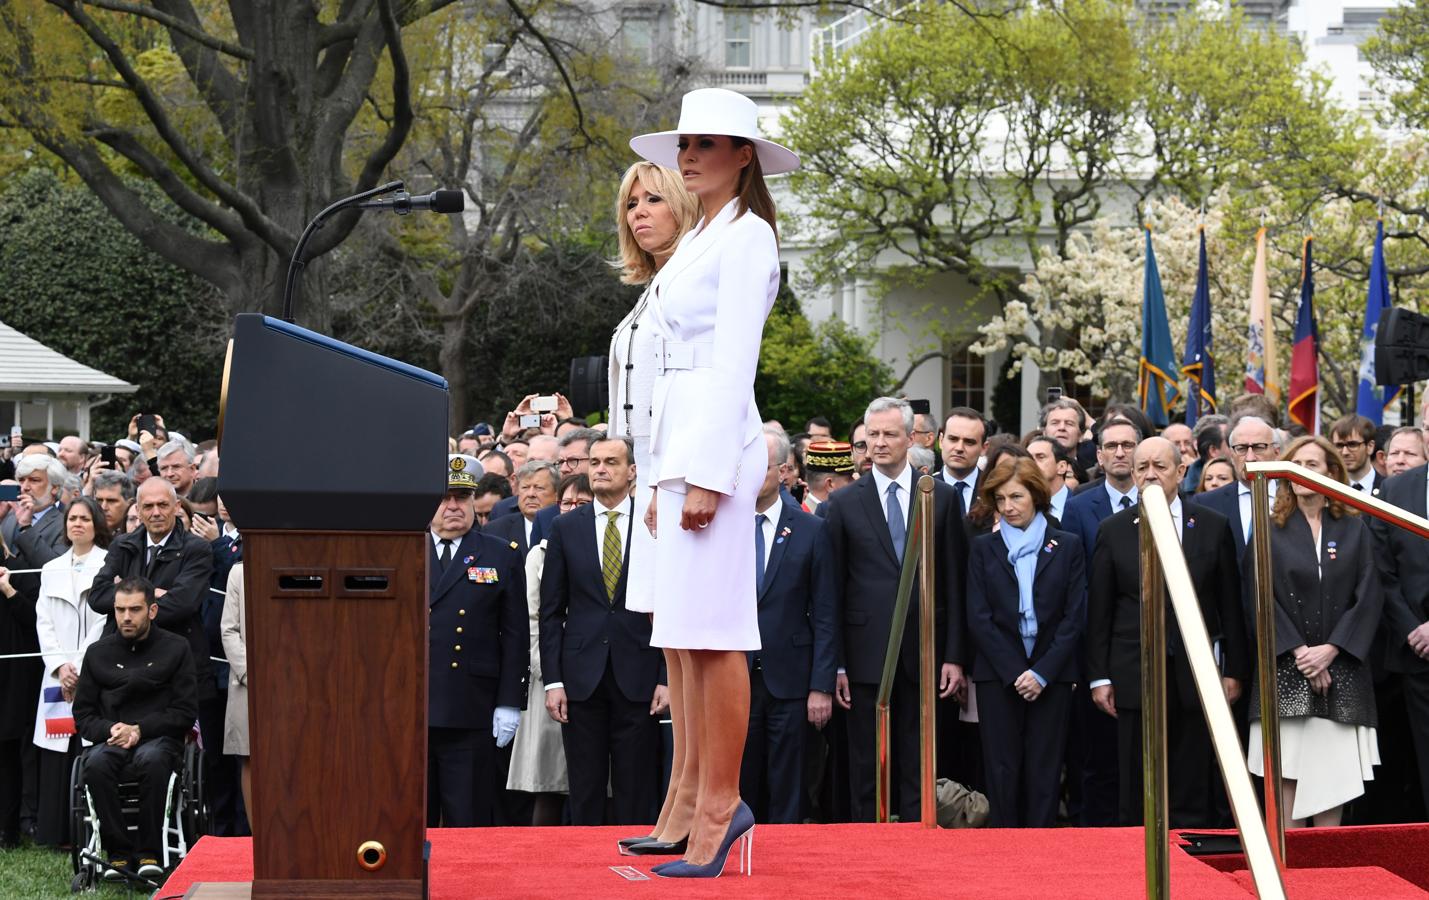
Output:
(1168, 494), (1183, 519)
(942, 466), (977, 488)
(1237, 479), (1278, 498)
(146, 530), (173, 550)
(872, 463), (913, 499)
(756, 493), (783, 518)
(1104, 481), (1137, 509)
(222, 522), (240, 541)
(593, 495), (628, 519)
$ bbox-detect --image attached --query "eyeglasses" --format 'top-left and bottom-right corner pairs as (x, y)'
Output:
(912, 428), (934, 436)
(559, 498), (592, 511)
(1101, 441), (1137, 454)
(557, 456), (589, 469)
(1231, 442), (1273, 456)
(1332, 440), (1365, 451)
(852, 441), (868, 451)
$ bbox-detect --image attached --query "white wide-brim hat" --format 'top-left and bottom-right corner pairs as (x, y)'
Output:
(630, 88), (800, 176)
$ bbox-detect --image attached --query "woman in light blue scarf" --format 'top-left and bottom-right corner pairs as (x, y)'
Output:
(966, 457), (1086, 828)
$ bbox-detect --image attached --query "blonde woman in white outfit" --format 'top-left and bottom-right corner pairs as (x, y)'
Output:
(607, 162), (702, 855)
(627, 87), (798, 879)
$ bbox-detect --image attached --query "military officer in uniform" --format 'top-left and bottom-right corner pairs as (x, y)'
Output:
(427, 455), (530, 826)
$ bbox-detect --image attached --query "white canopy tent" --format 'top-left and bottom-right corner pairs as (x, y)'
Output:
(0, 319), (138, 441)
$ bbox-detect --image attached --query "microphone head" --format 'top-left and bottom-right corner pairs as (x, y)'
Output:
(431, 190), (464, 214)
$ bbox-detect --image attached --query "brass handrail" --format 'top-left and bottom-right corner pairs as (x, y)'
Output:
(1244, 460), (1429, 866)
(1140, 489), (1287, 900)
(874, 474), (938, 826)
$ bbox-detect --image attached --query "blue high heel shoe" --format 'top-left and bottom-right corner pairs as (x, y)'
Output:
(655, 801), (754, 878)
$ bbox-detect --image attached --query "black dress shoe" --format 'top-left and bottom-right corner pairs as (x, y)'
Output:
(618, 835), (655, 849)
(624, 837), (688, 856)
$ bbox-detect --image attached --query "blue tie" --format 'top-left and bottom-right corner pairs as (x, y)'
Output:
(754, 513), (768, 589)
(887, 482), (906, 562)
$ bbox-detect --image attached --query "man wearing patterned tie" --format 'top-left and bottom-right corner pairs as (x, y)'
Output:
(934, 407), (988, 520)
(823, 397), (969, 822)
(540, 436), (667, 825)
(426, 455), (528, 826)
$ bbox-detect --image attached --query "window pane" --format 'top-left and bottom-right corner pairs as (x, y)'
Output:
(725, 11), (751, 68)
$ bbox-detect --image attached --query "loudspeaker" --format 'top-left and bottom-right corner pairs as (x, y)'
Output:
(1375, 307), (1429, 386)
(567, 355), (609, 418)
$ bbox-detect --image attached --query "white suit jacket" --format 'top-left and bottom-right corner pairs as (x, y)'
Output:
(647, 199), (779, 495)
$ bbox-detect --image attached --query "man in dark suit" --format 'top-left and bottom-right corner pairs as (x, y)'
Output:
(12, 455), (69, 590)
(824, 397), (969, 822)
(1329, 413), (1384, 494)
(1085, 437), (1249, 827)
(1368, 463), (1429, 821)
(540, 436), (666, 825)
(933, 407), (987, 518)
(1059, 418), (1141, 826)
(427, 456), (528, 826)
(740, 429), (837, 823)
(484, 460), (559, 556)
(88, 478), (215, 705)
(1193, 415), (1281, 563)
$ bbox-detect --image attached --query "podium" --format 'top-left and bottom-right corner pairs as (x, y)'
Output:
(214, 315), (447, 899)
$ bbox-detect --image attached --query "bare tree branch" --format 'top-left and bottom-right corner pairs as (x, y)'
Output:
(502, 0), (597, 148)
(79, 0), (253, 59)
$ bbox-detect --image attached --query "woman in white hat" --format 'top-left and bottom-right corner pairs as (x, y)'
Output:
(626, 87), (798, 879)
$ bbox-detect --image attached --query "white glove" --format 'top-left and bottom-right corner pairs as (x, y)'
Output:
(493, 706), (521, 748)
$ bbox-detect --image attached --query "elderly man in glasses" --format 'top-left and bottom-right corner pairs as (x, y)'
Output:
(1191, 414), (1281, 562)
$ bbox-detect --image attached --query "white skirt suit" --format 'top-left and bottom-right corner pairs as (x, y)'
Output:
(645, 198), (778, 652)
(608, 287), (658, 615)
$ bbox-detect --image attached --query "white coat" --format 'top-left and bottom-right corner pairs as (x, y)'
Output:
(33, 546), (108, 752)
(645, 198), (778, 651)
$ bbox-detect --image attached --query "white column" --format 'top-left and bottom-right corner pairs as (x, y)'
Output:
(45, 400), (54, 440)
(76, 400), (91, 442)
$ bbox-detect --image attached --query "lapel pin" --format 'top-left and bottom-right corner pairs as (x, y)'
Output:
(463, 555), (474, 565)
(1186, 517), (1196, 529)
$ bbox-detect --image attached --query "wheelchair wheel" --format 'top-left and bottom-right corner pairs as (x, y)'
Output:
(181, 742), (208, 841)
(68, 754), (89, 875)
(70, 869), (92, 893)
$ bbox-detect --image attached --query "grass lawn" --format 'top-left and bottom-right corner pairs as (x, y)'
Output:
(0, 841), (160, 899)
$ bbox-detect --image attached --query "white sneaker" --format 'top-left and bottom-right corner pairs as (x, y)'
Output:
(137, 858), (164, 879)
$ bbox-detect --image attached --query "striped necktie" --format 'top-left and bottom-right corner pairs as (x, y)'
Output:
(602, 510), (622, 602)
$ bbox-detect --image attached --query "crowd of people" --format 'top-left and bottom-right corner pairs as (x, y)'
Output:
(5, 385), (1429, 874)
(7, 86), (1429, 884)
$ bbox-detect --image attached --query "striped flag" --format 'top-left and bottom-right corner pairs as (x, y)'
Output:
(1356, 218), (1399, 423)
(1288, 237), (1320, 433)
(1245, 227), (1281, 402)
(1181, 227), (1216, 427)
(1139, 227), (1181, 428)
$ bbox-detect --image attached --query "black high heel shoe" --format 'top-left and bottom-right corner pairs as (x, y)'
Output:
(624, 836), (688, 856)
(617, 835), (656, 855)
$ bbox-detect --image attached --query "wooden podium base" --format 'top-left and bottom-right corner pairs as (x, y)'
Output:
(183, 884), (250, 899)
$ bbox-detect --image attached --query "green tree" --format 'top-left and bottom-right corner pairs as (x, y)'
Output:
(755, 290), (890, 436)
(0, 167), (227, 438)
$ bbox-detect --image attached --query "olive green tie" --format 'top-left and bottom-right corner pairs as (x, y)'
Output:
(602, 510), (622, 602)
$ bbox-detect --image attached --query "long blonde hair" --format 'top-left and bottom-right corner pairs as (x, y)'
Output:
(613, 162), (701, 285)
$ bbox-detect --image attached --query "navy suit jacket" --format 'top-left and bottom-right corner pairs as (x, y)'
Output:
(528, 503), (560, 547)
(487, 494), (520, 525)
(1062, 482), (1119, 567)
(965, 526), (1085, 686)
(538, 500), (662, 704)
(823, 471), (969, 684)
(482, 512), (529, 558)
(428, 530), (529, 729)
(753, 498), (838, 699)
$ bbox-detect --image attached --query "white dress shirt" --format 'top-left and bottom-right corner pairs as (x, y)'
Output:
(871, 463), (915, 528)
(1348, 468), (1375, 493)
(1235, 479), (1278, 544)
(1049, 484), (1071, 522)
(1104, 481), (1138, 512)
(755, 494), (781, 578)
(943, 466), (979, 515)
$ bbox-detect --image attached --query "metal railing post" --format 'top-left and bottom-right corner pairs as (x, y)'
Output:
(916, 476), (937, 827)
(1249, 472), (1285, 868)
(1138, 511), (1170, 900)
(874, 474), (936, 823)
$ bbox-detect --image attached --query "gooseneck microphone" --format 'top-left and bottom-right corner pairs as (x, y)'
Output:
(357, 189), (465, 215)
(282, 181), (466, 322)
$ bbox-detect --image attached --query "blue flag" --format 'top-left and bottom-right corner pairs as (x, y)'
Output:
(1181, 228), (1216, 428)
(1139, 227), (1180, 428)
(1357, 219), (1398, 423)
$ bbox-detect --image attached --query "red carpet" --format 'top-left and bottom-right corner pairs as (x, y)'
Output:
(162, 824), (1258, 899)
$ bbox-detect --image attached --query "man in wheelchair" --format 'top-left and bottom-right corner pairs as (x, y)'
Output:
(72, 575), (197, 880)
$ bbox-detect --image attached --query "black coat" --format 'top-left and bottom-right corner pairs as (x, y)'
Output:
(1371, 464), (1429, 675)
(823, 471), (969, 684)
(966, 524), (1085, 685)
(73, 626), (198, 745)
(88, 525), (216, 700)
(539, 500), (662, 704)
(1244, 509), (1382, 727)
(1085, 501), (1249, 710)
(753, 498), (838, 699)
(428, 530), (529, 729)
(1194, 480), (1248, 561)
(0, 542), (40, 742)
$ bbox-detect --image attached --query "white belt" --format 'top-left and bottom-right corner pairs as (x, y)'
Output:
(656, 340), (714, 374)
